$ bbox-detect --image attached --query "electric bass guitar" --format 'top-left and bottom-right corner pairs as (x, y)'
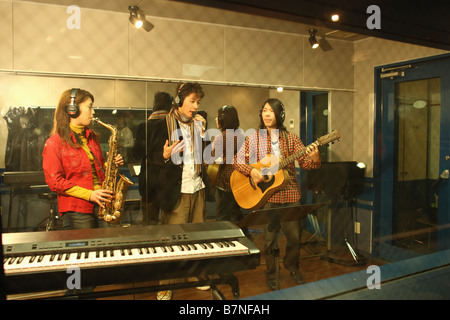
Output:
(230, 130), (340, 210)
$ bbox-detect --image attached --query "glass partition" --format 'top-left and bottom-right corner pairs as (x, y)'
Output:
(1, 0), (449, 301)
(0, 82), (277, 231)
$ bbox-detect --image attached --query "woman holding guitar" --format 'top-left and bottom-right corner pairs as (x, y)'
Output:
(233, 98), (321, 290)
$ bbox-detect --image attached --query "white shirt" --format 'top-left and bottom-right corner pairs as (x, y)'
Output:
(178, 121), (205, 194)
(271, 139), (280, 158)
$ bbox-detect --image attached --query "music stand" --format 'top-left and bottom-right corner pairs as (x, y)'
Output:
(2, 171), (46, 232)
(237, 203), (325, 290)
(307, 161), (366, 266)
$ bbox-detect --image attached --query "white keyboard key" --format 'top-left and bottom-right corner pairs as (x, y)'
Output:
(3, 239), (250, 274)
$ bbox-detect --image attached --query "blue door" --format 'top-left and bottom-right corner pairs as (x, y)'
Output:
(375, 54), (450, 260)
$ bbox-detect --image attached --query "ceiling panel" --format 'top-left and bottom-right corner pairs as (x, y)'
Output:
(174, 0), (450, 50)
(11, 0), (450, 49)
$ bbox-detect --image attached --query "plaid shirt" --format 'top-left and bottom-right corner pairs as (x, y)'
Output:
(233, 130), (321, 204)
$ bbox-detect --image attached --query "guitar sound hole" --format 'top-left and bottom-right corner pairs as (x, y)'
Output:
(257, 176), (274, 193)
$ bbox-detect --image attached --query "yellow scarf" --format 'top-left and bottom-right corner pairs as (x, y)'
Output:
(69, 124), (101, 190)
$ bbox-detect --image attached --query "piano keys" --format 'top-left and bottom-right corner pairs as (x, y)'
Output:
(2, 221), (260, 295)
(4, 240), (250, 274)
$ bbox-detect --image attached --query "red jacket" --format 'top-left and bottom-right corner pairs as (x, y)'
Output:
(42, 129), (105, 214)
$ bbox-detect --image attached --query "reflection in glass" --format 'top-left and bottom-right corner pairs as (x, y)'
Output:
(394, 78), (440, 254)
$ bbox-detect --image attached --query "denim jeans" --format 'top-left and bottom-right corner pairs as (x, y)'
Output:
(62, 211), (97, 230)
(62, 207), (113, 229)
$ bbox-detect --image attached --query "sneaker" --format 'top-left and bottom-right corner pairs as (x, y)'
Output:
(196, 285), (210, 291)
(189, 277), (210, 290)
(156, 290), (173, 300)
(290, 271), (305, 284)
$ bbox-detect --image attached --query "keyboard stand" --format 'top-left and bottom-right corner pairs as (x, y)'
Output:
(37, 273), (239, 300)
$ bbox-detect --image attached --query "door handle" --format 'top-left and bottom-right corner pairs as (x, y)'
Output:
(432, 169), (449, 188)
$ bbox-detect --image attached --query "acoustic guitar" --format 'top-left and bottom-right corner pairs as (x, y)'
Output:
(230, 130), (340, 210)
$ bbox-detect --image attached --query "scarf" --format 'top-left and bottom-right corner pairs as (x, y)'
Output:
(69, 123), (101, 189)
(149, 110), (168, 120)
(166, 108), (202, 175)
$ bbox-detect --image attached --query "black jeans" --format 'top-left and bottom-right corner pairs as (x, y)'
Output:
(262, 202), (305, 280)
(141, 198), (160, 225)
(216, 189), (243, 223)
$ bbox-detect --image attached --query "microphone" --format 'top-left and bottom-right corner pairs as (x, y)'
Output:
(192, 111), (206, 131)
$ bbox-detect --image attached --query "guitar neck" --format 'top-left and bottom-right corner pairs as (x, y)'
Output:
(264, 130), (339, 173)
(279, 141), (319, 169)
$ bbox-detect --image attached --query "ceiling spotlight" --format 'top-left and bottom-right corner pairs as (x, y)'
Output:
(128, 6), (154, 32)
(356, 162), (366, 169)
(331, 13), (340, 22)
(309, 29), (319, 49)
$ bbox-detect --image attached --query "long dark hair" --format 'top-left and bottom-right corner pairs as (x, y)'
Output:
(217, 105), (239, 131)
(259, 98), (287, 131)
(50, 88), (95, 148)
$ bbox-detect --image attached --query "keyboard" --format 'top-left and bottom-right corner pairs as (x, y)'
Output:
(2, 221), (260, 295)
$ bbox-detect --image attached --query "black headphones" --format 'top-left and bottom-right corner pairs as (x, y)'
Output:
(66, 88), (80, 118)
(217, 105), (229, 125)
(278, 102), (286, 122)
(174, 84), (185, 107)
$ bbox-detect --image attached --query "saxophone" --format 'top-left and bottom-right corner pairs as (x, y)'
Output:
(92, 117), (134, 224)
